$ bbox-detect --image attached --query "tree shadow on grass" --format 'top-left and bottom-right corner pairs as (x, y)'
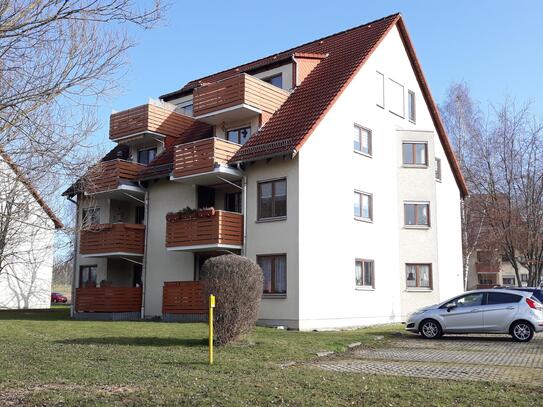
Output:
(57, 337), (207, 347)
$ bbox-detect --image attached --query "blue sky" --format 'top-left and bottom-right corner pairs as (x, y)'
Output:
(97, 0), (542, 148)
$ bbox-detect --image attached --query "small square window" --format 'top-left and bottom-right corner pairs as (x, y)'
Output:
(353, 125), (372, 156)
(258, 179), (287, 220)
(137, 147), (157, 165)
(355, 260), (375, 288)
(389, 79), (405, 117)
(406, 264), (432, 289)
(402, 142), (428, 166)
(262, 74), (283, 88)
(404, 203), (430, 226)
(376, 71), (385, 107)
(257, 254), (287, 295)
(435, 158), (442, 181)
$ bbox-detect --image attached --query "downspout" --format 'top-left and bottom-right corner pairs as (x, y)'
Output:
(242, 174), (248, 256)
(67, 196), (78, 318)
(138, 181), (150, 319)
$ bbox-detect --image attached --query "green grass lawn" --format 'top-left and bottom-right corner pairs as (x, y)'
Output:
(0, 306), (540, 406)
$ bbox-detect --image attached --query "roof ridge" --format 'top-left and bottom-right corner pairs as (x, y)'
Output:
(160, 13), (401, 99)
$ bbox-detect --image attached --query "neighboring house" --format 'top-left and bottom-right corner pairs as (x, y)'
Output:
(0, 152), (63, 309)
(64, 13), (467, 330)
(467, 249), (530, 290)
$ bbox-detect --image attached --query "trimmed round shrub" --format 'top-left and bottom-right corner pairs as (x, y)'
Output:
(202, 254), (263, 345)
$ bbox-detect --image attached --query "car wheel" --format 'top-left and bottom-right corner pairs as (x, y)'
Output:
(510, 321), (534, 342)
(419, 319), (442, 339)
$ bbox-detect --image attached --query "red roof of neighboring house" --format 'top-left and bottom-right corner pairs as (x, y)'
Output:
(159, 13), (467, 197)
(1, 150), (63, 229)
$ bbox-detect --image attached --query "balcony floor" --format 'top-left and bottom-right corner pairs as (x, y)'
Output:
(166, 243), (243, 253)
(170, 165), (242, 185)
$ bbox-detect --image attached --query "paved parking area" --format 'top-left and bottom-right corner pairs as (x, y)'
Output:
(315, 333), (543, 386)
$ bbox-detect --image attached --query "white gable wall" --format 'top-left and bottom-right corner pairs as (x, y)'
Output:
(296, 25), (463, 330)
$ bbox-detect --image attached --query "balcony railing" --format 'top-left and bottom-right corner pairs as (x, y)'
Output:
(109, 102), (193, 141)
(476, 263), (500, 274)
(83, 159), (145, 194)
(476, 284), (497, 289)
(172, 137), (241, 179)
(75, 287), (142, 312)
(162, 281), (207, 315)
(193, 73), (290, 118)
(80, 223), (145, 256)
(165, 209), (243, 250)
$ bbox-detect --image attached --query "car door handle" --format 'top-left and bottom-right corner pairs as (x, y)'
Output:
(470, 309), (480, 313)
(506, 306), (515, 310)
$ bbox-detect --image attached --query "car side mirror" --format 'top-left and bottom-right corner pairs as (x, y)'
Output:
(446, 303), (456, 312)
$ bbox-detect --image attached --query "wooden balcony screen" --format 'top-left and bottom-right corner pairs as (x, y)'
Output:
(109, 103), (195, 140)
(80, 223), (145, 255)
(75, 287), (142, 312)
(193, 74), (290, 117)
(165, 210), (243, 248)
(162, 281), (207, 314)
(476, 263), (499, 274)
(173, 138), (241, 178)
(84, 160), (144, 194)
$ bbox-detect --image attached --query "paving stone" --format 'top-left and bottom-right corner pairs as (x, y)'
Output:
(316, 351), (334, 357)
(347, 342), (361, 349)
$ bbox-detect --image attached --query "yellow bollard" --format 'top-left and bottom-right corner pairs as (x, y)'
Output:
(209, 294), (215, 365)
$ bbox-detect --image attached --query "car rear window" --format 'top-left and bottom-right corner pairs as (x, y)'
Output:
(487, 292), (522, 305)
(532, 291), (543, 303)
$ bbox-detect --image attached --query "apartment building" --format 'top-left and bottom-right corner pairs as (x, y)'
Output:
(65, 13), (467, 330)
(467, 249), (530, 290)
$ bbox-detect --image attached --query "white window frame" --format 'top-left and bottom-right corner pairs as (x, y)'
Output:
(435, 158), (442, 181)
(355, 259), (375, 290)
(353, 124), (372, 157)
(388, 78), (405, 118)
(408, 89), (416, 123)
(376, 71), (385, 108)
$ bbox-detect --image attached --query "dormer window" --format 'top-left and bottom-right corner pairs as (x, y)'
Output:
(137, 147), (157, 164)
(262, 73), (283, 88)
(227, 126), (251, 145)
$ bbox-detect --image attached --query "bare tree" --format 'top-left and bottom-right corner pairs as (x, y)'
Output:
(441, 82), (543, 287)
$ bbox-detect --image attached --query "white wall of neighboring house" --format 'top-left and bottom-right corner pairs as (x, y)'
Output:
(0, 159), (55, 309)
(294, 25), (463, 330)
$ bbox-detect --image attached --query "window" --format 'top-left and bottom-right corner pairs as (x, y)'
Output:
(521, 274), (529, 283)
(355, 260), (374, 288)
(478, 276), (495, 285)
(224, 192), (242, 213)
(354, 191), (373, 221)
(454, 293), (484, 308)
(82, 207), (100, 227)
(376, 71), (384, 107)
(406, 264), (432, 289)
(503, 276), (516, 286)
(477, 250), (494, 263)
(487, 292), (522, 305)
(79, 265), (97, 288)
(227, 126), (251, 145)
(258, 179), (287, 220)
(402, 142), (428, 165)
(404, 203), (429, 227)
(180, 104), (193, 116)
(388, 78), (404, 117)
(137, 147), (157, 165)
(435, 158), (442, 181)
(262, 73), (282, 88)
(408, 90), (416, 122)
(353, 125), (372, 156)
(135, 206), (145, 224)
(257, 255), (287, 295)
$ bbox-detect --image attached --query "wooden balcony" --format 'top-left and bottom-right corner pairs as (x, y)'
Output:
(165, 210), (243, 251)
(109, 102), (194, 141)
(75, 287), (142, 313)
(83, 159), (145, 195)
(172, 137), (242, 183)
(162, 281), (207, 315)
(476, 284), (497, 289)
(80, 223), (145, 257)
(193, 73), (289, 123)
(476, 263), (500, 274)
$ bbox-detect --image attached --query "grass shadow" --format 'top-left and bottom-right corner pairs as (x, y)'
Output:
(0, 306), (70, 321)
(57, 336), (208, 347)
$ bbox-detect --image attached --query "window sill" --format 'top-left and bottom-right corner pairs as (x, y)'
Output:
(436, 178), (442, 183)
(355, 286), (375, 291)
(389, 110), (405, 119)
(263, 294), (287, 299)
(256, 216), (287, 223)
(354, 217), (373, 224)
(403, 225), (430, 230)
(354, 150), (372, 158)
(405, 288), (433, 292)
(409, 119), (416, 124)
(376, 103), (384, 109)
(402, 164), (428, 169)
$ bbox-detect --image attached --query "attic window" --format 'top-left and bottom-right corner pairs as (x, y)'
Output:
(389, 79), (405, 117)
(376, 71), (384, 108)
(262, 74), (283, 88)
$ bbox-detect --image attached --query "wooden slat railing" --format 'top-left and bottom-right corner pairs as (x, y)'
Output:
(173, 137), (241, 178)
(80, 223), (145, 255)
(162, 281), (207, 314)
(109, 103), (195, 140)
(476, 284), (497, 289)
(84, 159), (145, 194)
(75, 287), (142, 312)
(165, 210), (243, 249)
(476, 263), (500, 274)
(193, 73), (290, 117)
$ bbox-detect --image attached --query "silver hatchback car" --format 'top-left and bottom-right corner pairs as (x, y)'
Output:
(405, 289), (543, 342)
